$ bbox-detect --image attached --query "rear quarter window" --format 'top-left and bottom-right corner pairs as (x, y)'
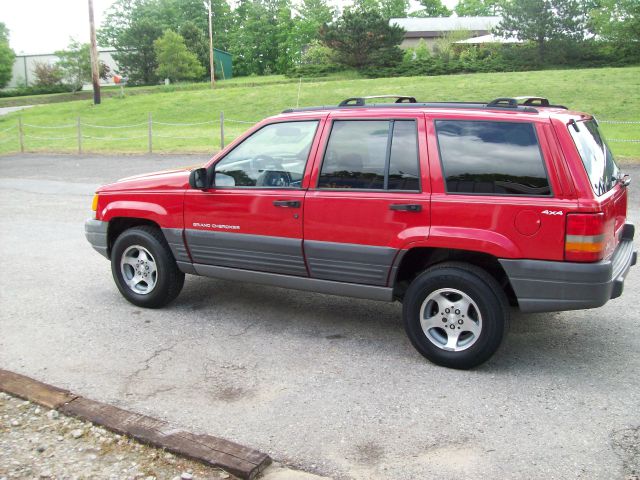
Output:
(435, 120), (551, 196)
(568, 119), (619, 196)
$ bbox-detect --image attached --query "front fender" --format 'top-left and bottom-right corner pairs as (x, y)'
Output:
(100, 200), (169, 225)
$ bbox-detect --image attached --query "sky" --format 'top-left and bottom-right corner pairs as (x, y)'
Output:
(1, 0), (116, 54)
(1, 0), (461, 55)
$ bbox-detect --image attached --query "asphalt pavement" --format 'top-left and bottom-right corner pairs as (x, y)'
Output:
(0, 153), (638, 480)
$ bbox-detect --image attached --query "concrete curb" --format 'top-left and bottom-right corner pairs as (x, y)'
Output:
(0, 369), (271, 479)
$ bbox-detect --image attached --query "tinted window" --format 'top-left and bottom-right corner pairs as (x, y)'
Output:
(569, 119), (619, 196)
(435, 120), (550, 196)
(215, 121), (318, 188)
(319, 121), (388, 189)
(388, 121), (419, 191)
(318, 120), (420, 191)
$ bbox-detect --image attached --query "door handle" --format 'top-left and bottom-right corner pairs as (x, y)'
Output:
(390, 204), (422, 212)
(273, 200), (301, 208)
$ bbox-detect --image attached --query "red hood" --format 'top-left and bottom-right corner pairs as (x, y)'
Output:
(97, 167), (193, 193)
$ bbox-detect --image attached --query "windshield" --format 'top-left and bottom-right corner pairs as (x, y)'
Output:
(569, 119), (619, 196)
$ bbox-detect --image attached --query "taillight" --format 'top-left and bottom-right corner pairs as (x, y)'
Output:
(565, 213), (605, 262)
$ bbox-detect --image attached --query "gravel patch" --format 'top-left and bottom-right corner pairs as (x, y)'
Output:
(0, 392), (236, 480)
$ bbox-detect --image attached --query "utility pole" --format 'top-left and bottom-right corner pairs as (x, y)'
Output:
(88, 0), (101, 104)
(207, 0), (215, 88)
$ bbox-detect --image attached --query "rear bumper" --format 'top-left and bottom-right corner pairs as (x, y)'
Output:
(85, 218), (109, 259)
(500, 222), (637, 313)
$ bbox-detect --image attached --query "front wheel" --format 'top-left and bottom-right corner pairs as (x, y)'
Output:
(402, 262), (508, 369)
(111, 226), (185, 308)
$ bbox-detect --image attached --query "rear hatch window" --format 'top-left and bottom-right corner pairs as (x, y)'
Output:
(569, 119), (619, 196)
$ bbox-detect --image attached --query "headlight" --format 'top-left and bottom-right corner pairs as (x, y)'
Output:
(91, 194), (99, 212)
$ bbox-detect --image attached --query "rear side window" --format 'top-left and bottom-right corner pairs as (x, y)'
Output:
(569, 119), (619, 196)
(318, 120), (420, 191)
(435, 120), (551, 196)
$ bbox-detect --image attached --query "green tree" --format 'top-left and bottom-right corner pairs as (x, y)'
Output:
(590, 0), (640, 54)
(455, 0), (500, 16)
(351, 0), (409, 18)
(154, 30), (205, 81)
(411, 0), (452, 17)
(99, 0), (231, 84)
(496, 0), (591, 60)
(0, 22), (16, 89)
(228, 0), (296, 76)
(55, 40), (92, 90)
(292, 0), (334, 53)
(99, 0), (164, 84)
(55, 39), (110, 90)
(379, 0), (410, 18)
(180, 21), (209, 74)
(320, 8), (405, 69)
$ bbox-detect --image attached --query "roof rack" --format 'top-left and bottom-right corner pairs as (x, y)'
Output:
(282, 95), (571, 114)
(338, 95), (417, 106)
(514, 96), (568, 109)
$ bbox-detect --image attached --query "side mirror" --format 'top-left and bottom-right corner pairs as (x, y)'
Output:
(189, 168), (209, 190)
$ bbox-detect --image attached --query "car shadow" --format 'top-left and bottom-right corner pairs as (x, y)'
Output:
(169, 275), (620, 374)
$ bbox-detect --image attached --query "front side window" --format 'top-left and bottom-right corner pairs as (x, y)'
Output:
(318, 120), (420, 191)
(435, 120), (551, 196)
(569, 119), (619, 196)
(214, 121), (318, 188)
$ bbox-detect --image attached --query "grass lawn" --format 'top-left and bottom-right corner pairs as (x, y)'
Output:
(0, 66), (638, 160)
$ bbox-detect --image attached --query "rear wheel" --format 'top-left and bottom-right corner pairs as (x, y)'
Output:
(402, 262), (508, 369)
(111, 226), (184, 308)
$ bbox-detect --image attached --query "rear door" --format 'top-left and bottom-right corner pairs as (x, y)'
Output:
(427, 116), (571, 261)
(303, 111), (430, 286)
(184, 118), (323, 276)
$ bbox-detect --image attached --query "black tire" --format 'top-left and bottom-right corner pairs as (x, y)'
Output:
(111, 226), (185, 308)
(402, 262), (508, 369)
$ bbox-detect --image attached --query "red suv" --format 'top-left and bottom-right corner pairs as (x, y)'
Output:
(85, 95), (636, 369)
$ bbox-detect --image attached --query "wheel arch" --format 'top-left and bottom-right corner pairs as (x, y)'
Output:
(392, 247), (518, 306)
(106, 217), (162, 259)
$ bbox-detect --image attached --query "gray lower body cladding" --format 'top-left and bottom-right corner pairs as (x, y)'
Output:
(184, 229), (308, 277)
(304, 240), (397, 286)
(84, 219), (109, 259)
(500, 226), (637, 313)
(161, 228), (191, 263)
(192, 264), (393, 301)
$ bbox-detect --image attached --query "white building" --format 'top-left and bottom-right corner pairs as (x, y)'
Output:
(8, 49), (120, 88)
(390, 16), (502, 49)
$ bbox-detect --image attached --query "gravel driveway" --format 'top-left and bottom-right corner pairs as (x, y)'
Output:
(0, 392), (234, 479)
(0, 154), (638, 480)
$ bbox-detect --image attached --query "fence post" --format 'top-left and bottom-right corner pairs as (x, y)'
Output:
(77, 116), (82, 154)
(18, 117), (24, 153)
(148, 112), (153, 154)
(220, 111), (224, 150)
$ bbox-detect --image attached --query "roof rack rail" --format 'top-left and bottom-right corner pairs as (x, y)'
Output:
(281, 97), (549, 114)
(515, 96), (550, 107)
(487, 96), (569, 110)
(338, 95), (417, 107)
(486, 97), (519, 108)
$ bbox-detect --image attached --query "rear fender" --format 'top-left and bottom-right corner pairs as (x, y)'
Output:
(410, 226), (522, 258)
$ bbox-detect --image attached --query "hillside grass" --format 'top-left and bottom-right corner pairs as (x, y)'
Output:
(0, 66), (638, 160)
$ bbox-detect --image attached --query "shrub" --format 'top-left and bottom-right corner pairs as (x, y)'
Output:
(0, 84), (75, 98)
(32, 62), (64, 87)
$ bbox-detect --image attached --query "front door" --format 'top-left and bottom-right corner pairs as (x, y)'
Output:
(303, 113), (431, 286)
(184, 119), (322, 277)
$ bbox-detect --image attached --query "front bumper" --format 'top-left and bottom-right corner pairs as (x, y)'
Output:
(500, 222), (637, 313)
(85, 218), (109, 259)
